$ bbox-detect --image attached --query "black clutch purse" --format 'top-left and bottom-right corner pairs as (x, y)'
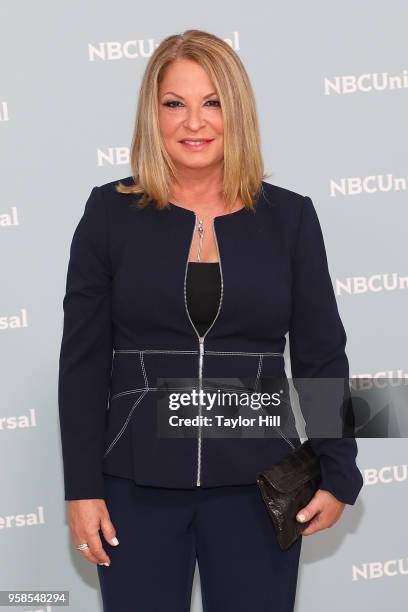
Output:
(256, 439), (321, 551)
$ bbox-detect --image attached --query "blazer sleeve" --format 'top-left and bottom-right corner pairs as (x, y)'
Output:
(58, 186), (113, 501)
(288, 195), (364, 505)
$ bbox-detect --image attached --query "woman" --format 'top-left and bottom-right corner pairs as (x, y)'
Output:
(58, 29), (363, 612)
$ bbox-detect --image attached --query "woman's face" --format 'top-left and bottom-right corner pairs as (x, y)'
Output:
(158, 59), (224, 172)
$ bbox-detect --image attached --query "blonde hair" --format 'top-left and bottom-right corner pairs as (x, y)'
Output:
(116, 28), (271, 211)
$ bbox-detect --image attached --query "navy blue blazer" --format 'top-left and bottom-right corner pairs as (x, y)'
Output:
(58, 177), (364, 504)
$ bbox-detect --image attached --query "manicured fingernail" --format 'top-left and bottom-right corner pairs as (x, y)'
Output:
(111, 537), (119, 546)
(297, 513), (306, 522)
(98, 562), (110, 566)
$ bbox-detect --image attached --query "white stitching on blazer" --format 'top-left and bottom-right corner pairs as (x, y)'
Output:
(205, 351), (284, 356)
(114, 349), (198, 355)
(254, 354), (263, 392)
(103, 389), (149, 457)
(114, 349), (284, 357)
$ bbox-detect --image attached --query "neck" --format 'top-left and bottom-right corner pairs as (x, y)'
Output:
(169, 167), (224, 208)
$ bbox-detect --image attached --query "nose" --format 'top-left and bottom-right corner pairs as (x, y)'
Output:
(183, 105), (206, 130)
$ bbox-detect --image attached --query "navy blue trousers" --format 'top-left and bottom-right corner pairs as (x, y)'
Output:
(97, 474), (302, 612)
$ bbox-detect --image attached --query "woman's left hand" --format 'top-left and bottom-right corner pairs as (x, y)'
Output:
(295, 489), (346, 535)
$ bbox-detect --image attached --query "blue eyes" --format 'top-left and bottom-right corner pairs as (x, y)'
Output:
(163, 100), (221, 108)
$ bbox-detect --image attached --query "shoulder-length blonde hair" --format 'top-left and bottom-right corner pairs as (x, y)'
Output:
(116, 28), (271, 211)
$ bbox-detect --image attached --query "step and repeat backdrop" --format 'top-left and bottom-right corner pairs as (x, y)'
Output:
(1, 1), (407, 611)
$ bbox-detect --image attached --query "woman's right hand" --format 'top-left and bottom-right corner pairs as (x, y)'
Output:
(68, 499), (119, 566)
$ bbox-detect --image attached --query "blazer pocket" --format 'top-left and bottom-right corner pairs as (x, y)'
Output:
(103, 390), (148, 457)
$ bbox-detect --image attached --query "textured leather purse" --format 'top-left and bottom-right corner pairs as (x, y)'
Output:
(256, 439), (321, 551)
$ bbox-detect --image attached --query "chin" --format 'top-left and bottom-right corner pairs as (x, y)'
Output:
(176, 156), (218, 168)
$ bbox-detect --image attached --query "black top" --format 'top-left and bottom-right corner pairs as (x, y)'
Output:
(186, 262), (221, 337)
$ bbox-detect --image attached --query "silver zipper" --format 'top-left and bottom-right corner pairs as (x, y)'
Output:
(183, 214), (224, 486)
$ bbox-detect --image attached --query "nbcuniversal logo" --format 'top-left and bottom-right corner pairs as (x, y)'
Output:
(324, 69), (408, 95)
(0, 308), (28, 330)
(330, 174), (408, 195)
(87, 32), (240, 61)
(97, 147), (129, 166)
(0, 101), (9, 121)
(363, 465), (408, 486)
(0, 206), (19, 227)
(0, 506), (45, 530)
(352, 557), (408, 581)
(335, 273), (408, 295)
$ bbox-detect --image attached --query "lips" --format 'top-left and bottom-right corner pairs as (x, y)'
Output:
(179, 139), (214, 144)
(178, 138), (215, 151)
